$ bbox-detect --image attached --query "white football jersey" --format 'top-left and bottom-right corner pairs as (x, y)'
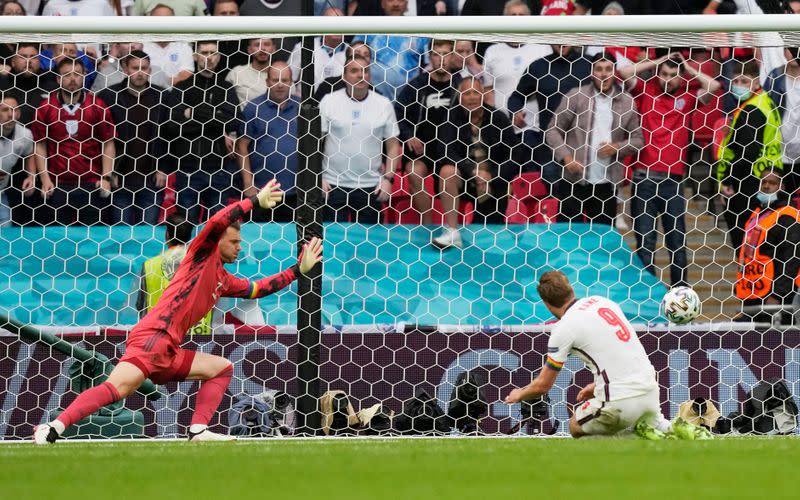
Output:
(546, 296), (658, 402)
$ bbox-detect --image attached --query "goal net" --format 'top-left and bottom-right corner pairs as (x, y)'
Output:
(1, 14), (799, 439)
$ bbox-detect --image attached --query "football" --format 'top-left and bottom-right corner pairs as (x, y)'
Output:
(661, 287), (702, 324)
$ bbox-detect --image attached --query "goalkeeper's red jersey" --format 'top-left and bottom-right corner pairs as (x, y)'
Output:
(131, 197), (298, 345)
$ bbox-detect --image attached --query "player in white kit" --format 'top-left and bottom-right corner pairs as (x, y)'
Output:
(505, 271), (711, 439)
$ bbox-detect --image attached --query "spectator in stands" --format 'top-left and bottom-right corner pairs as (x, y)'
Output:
(164, 40), (241, 224)
(0, 1), (23, 61)
(483, 1), (551, 172)
(0, 0), (26, 62)
(439, 77), (519, 227)
(598, 1), (623, 15)
(618, 52), (721, 287)
(31, 58), (116, 225)
(0, 44), (54, 225)
(40, 43), (97, 89)
(42, 0), (116, 16)
(92, 42), (170, 92)
(484, 1), (549, 107)
(237, 61), (298, 222)
(765, 47), (800, 196)
(214, 0), (238, 14)
(717, 60), (783, 252)
(226, 38), (276, 106)
(237, 1), (302, 56)
(142, 4), (194, 87)
(0, 0), (25, 15)
(313, 41), (373, 102)
(656, 0), (710, 14)
(133, 0), (207, 16)
(508, 44), (592, 188)
(315, 0), (351, 15)
(213, 0), (250, 77)
(0, 43), (56, 125)
(574, 0), (641, 15)
(239, 0), (297, 15)
(395, 39), (461, 227)
(582, 3), (644, 68)
(734, 170), (800, 324)
(545, 51), (643, 225)
(319, 56), (401, 223)
(352, 0), (430, 100)
(289, 7), (347, 92)
(454, 39), (483, 80)
(97, 50), (170, 225)
(352, 0), (450, 15)
(703, 0), (786, 113)
(460, 0), (537, 15)
(540, 1), (576, 16)
(0, 94), (34, 227)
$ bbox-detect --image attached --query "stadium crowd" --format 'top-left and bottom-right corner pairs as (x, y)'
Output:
(1, 0), (800, 302)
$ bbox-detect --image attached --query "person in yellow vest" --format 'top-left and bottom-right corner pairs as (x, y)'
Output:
(135, 213), (214, 335)
(735, 170), (800, 323)
(717, 60), (784, 252)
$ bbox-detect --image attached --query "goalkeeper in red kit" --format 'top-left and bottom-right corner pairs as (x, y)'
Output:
(33, 180), (323, 443)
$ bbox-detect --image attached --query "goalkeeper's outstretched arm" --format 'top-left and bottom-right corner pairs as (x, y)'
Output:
(222, 238), (324, 299)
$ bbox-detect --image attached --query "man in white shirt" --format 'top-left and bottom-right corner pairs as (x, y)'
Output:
(226, 38), (276, 107)
(0, 94), (34, 226)
(504, 271), (711, 440)
(319, 56), (401, 223)
(289, 7), (347, 90)
(141, 5), (193, 86)
(142, 40), (194, 87)
(482, 0), (549, 125)
(42, 0), (115, 16)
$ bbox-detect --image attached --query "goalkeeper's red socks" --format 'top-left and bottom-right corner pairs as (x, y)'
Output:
(190, 363), (233, 428)
(53, 381), (121, 432)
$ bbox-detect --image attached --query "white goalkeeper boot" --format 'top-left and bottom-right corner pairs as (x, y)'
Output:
(188, 425), (236, 442)
(432, 227), (463, 250)
(32, 423), (60, 445)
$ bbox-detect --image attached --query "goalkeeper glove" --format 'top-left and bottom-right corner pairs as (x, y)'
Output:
(256, 180), (283, 209)
(298, 237), (323, 275)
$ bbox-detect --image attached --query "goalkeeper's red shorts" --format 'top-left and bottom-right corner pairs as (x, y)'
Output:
(120, 330), (196, 385)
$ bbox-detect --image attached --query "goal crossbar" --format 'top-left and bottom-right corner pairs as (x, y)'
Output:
(0, 14), (799, 46)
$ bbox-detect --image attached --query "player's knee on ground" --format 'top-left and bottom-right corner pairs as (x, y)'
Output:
(569, 416), (587, 438)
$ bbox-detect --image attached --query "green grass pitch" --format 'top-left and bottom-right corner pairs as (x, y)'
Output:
(1, 437), (797, 499)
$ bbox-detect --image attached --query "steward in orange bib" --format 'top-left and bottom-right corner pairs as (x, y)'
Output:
(735, 171), (800, 323)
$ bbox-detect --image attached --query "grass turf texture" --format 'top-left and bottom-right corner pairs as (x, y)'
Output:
(1, 437), (796, 499)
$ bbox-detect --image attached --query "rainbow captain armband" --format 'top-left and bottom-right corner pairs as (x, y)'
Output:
(247, 281), (260, 299)
(545, 356), (565, 371)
